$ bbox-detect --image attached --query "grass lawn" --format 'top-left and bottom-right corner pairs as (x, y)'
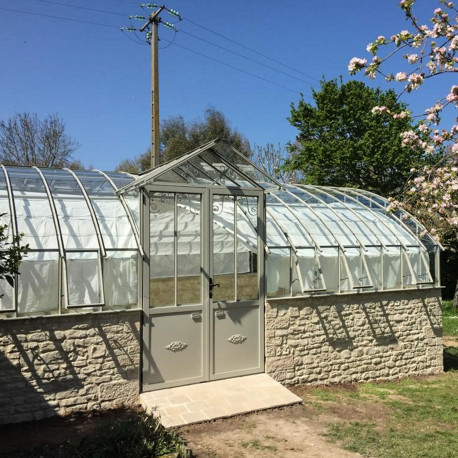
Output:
(298, 299), (458, 458)
(442, 299), (458, 337)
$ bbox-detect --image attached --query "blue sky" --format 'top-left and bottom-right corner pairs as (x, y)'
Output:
(0, 0), (455, 170)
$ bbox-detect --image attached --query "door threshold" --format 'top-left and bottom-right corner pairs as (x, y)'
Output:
(139, 373), (302, 428)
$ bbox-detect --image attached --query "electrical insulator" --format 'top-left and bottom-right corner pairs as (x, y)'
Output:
(167, 8), (181, 19)
(140, 3), (158, 9)
(129, 15), (146, 20)
(120, 26), (137, 32)
(162, 21), (175, 29)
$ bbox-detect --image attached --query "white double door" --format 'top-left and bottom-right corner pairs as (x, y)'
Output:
(143, 186), (265, 390)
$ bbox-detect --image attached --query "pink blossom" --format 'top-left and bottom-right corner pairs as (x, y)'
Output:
(446, 85), (458, 102)
(348, 57), (367, 74)
(395, 71), (407, 81)
(371, 105), (388, 115)
(407, 73), (424, 89)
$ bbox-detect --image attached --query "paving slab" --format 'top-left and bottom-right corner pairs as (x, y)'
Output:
(139, 373), (302, 428)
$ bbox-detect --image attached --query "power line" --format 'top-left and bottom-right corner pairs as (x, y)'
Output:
(24, 0), (127, 17)
(167, 41), (300, 95)
(179, 28), (317, 87)
(23, 0), (318, 86)
(184, 17), (320, 83)
(1, 6), (301, 94)
(0, 6), (119, 29)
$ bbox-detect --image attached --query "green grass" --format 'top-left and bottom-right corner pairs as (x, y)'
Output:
(241, 439), (277, 452)
(308, 372), (458, 457)
(24, 413), (187, 458)
(442, 300), (458, 337)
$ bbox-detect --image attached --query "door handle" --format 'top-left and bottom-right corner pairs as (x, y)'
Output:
(209, 278), (221, 299)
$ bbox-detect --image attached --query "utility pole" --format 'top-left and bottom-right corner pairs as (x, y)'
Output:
(140, 5), (165, 169)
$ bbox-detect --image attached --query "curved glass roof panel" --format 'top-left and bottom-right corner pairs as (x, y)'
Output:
(7, 167), (59, 250)
(41, 169), (99, 250)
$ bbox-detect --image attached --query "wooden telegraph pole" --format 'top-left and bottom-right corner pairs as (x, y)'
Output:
(140, 6), (165, 169)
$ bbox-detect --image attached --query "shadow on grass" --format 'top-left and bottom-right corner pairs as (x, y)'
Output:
(444, 347), (458, 372)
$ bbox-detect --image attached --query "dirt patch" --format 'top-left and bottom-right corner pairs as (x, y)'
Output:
(443, 337), (458, 347)
(178, 404), (362, 458)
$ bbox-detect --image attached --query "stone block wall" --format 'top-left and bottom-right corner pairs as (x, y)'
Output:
(265, 289), (443, 385)
(0, 311), (141, 425)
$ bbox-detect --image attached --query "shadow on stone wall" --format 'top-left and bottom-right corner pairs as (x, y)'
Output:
(361, 302), (398, 346)
(266, 289), (443, 385)
(0, 350), (55, 423)
(0, 312), (140, 425)
(421, 297), (442, 337)
(315, 304), (354, 350)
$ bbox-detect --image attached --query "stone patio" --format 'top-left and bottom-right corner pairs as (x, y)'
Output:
(139, 373), (302, 428)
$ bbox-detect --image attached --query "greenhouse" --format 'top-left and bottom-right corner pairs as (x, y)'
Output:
(0, 140), (444, 424)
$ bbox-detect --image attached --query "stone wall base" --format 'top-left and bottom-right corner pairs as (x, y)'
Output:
(0, 311), (141, 425)
(265, 289), (443, 386)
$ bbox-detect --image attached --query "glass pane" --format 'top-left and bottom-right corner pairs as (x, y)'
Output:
(76, 171), (138, 250)
(123, 190), (140, 230)
(66, 251), (102, 306)
(8, 168), (59, 250)
(150, 193), (174, 307)
(42, 170), (99, 250)
(177, 194), (202, 305)
(201, 150), (244, 187)
(0, 277), (15, 312)
(266, 248), (290, 297)
(403, 247), (432, 286)
(211, 142), (278, 188)
(213, 194), (235, 302)
(365, 247), (382, 290)
(104, 172), (136, 190)
(320, 247), (339, 292)
(236, 196), (258, 300)
(383, 248), (402, 289)
(104, 251), (138, 307)
(18, 252), (59, 315)
(341, 247), (372, 290)
(297, 248), (324, 292)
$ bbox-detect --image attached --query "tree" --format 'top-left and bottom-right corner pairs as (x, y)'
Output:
(284, 78), (432, 197)
(349, 0), (457, 305)
(0, 113), (81, 168)
(252, 143), (303, 183)
(0, 220), (29, 294)
(116, 107), (251, 174)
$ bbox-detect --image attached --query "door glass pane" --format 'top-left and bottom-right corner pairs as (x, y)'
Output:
(150, 193), (174, 307)
(236, 196), (258, 300)
(212, 195), (235, 302)
(177, 193), (202, 305)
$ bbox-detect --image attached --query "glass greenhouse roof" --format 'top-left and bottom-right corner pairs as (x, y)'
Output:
(119, 139), (281, 193)
(0, 142), (441, 318)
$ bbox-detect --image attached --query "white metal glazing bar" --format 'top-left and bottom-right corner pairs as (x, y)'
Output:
(267, 191), (324, 251)
(291, 185), (368, 251)
(264, 205), (307, 293)
(64, 169), (106, 258)
(1, 166), (19, 313)
(95, 170), (145, 257)
(308, 186), (388, 251)
(32, 167), (65, 258)
(343, 188), (433, 286)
